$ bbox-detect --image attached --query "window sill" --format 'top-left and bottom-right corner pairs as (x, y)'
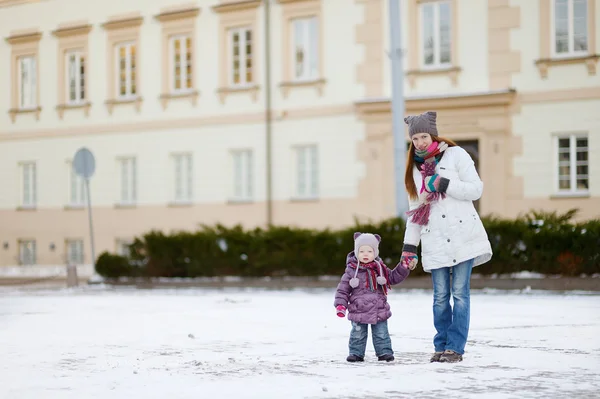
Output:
(105, 97), (143, 115)
(216, 85), (260, 104)
(279, 78), (326, 99)
(290, 197), (320, 203)
(64, 205), (85, 210)
(534, 54), (599, 79)
(405, 66), (461, 88)
(8, 107), (42, 123)
(16, 206), (37, 211)
(159, 90), (199, 110)
(227, 199), (254, 205)
(114, 203), (137, 209)
(550, 193), (590, 199)
(56, 102), (91, 119)
(168, 201), (193, 208)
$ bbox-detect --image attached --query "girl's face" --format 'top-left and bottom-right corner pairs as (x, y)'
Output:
(358, 246), (375, 263)
(412, 133), (433, 151)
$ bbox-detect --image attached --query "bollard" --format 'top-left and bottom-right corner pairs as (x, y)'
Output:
(66, 264), (78, 287)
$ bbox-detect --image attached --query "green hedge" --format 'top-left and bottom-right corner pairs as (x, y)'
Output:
(96, 209), (600, 279)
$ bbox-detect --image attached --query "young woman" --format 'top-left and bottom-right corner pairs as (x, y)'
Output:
(397, 111), (492, 363)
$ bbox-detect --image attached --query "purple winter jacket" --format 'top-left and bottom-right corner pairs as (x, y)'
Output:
(333, 251), (410, 325)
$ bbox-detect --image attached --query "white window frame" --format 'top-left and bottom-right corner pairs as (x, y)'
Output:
(551, 0), (588, 57)
(294, 145), (318, 199)
(67, 161), (86, 207)
(170, 35), (193, 94)
(19, 240), (36, 265)
(292, 16), (319, 81)
(18, 55), (37, 110)
(231, 150), (253, 201)
(228, 27), (253, 87)
(20, 162), (36, 208)
(172, 153), (193, 203)
(116, 239), (133, 257)
(554, 134), (589, 196)
(66, 50), (86, 104)
(119, 157), (137, 205)
(115, 42), (136, 99)
(66, 239), (84, 265)
(420, 1), (452, 69)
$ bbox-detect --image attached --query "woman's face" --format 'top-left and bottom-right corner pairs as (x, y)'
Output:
(411, 133), (433, 151)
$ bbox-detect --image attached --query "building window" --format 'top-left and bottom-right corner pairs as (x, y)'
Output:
(231, 150), (253, 201)
(116, 42), (137, 99)
(420, 1), (452, 67)
(6, 30), (42, 122)
(556, 135), (589, 194)
(119, 158), (137, 205)
(68, 161), (86, 207)
(292, 17), (319, 81)
(553, 0), (588, 56)
(172, 154), (193, 203)
(295, 145), (318, 199)
(66, 239), (84, 264)
(229, 27), (253, 86)
(20, 162), (37, 208)
(66, 50), (86, 104)
(116, 239), (132, 257)
(170, 35), (193, 93)
(19, 240), (36, 265)
(18, 56), (37, 109)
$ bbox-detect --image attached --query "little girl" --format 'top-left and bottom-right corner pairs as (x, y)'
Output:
(334, 232), (414, 362)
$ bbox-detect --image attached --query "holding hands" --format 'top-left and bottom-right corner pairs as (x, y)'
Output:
(399, 252), (418, 270)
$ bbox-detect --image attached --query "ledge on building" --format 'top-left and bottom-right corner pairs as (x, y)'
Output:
(212, 0), (261, 14)
(5, 30), (42, 44)
(64, 205), (85, 210)
(51, 24), (92, 38)
(405, 66), (462, 88)
(216, 85), (260, 104)
(159, 90), (199, 110)
(534, 54), (599, 79)
(290, 197), (320, 203)
(154, 7), (200, 22)
(227, 199), (254, 205)
(167, 201), (193, 208)
(279, 78), (326, 99)
(56, 102), (91, 119)
(8, 107), (41, 123)
(16, 206), (36, 211)
(550, 192), (590, 199)
(354, 88), (517, 117)
(105, 97), (142, 115)
(101, 16), (144, 30)
(114, 203), (137, 209)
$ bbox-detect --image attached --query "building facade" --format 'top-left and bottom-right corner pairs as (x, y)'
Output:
(0, 0), (598, 267)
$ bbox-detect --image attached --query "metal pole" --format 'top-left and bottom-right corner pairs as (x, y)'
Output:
(388, 0), (409, 219)
(264, 0), (273, 226)
(84, 178), (97, 276)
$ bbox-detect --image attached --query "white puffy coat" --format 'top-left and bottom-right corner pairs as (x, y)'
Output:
(403, 146), (492, 272)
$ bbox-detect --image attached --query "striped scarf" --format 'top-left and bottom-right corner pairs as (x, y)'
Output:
(406, 141), (448, 225)
(350, 260), (391, 295)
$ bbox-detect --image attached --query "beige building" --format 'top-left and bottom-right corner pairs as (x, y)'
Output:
(0, 0), (598, 267)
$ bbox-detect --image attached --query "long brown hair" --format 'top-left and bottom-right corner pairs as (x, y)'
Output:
(404, 135), (458, 200)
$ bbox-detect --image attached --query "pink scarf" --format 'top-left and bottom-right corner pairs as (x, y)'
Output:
(406, 141), (448, 225)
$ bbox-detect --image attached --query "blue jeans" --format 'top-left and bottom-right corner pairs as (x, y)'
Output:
(348, 320), (393, 357)
(430, 258), (474, 355)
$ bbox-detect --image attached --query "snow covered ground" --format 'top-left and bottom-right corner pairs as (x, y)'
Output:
(1, 286), (599, 399)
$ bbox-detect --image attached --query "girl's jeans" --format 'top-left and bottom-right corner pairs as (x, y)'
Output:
(348, 320), (393, 357)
